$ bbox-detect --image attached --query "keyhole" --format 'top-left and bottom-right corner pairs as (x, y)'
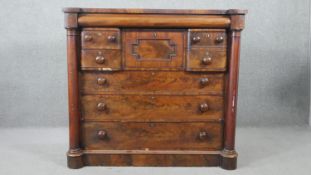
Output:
(153, 32), (157, 38)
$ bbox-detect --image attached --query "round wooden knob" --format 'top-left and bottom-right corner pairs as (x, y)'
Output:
(199, 103), (209, 112)
(199, 131), (209, 140)
(200, 78), (209, 86)
(97, 103), (107, 111)
(192, 36), (201, 43)
(215, 36), (224, 43)
(107, 35), (117, 42)
(95, 56), (105, 64)
(201, 57), (212, 65)
(84, 35), (93, 41)
(97, 77), (107, 85)
(97, 130), (108, 140)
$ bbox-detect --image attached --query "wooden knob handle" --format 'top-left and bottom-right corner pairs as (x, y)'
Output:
(200, 78), (209, 86)
(215, 36), (224, 43)
(201, 57), (212, 65)
(84, 35), (93, 41)
(192, 36), (201, 43)
(97, 103), (107, 111)
(199, 131), (209, 140)
(97, 130), (108, 140)
(95, 56), (105, 64)
(199, 103), (209, 112)
(107, 35), (117, 42)
(97, 77), (107, 85)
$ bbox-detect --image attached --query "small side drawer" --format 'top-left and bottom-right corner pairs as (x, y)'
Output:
(186, 48), (227, 72)
(82, 28), (121, 49)
(81, 50), (121, 71)
(189, 29), (226, 48)
(82, 122), (223, 151)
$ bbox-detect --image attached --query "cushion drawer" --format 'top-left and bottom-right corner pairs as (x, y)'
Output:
(186, 48), (226, 72)
(123, 29), (185, 70)
(81, 95), (223, 122)
(80, 71), (224, 95)
(82, 122), (223, 150)
(81, 50), (121, 71)
(82, 28), (121, 49)
(188, 29), (227, 47)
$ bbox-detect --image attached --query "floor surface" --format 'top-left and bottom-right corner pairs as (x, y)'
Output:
(0, 126), (310, 175)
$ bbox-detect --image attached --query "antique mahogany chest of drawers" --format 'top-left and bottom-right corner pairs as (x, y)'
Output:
(64, 8), (246, 170)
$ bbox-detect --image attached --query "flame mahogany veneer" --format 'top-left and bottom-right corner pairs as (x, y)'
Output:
(64, 8), (246, 170)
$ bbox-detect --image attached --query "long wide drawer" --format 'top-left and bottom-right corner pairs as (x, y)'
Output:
(81, 95), (223, 122)
(80, 71), (224, 95)
(82, 122), (223, 150)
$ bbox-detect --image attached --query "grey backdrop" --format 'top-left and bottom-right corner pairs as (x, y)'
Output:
(0, 0), (309, 127)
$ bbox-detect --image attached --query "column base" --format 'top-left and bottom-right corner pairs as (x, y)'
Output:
(67, 149), (84, 169)
(220, 149), (238, 170)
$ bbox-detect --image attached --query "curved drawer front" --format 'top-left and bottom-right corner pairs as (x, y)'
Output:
(80, 71), (224, 95)
(81, 95), (223, 122)
(82, 122), (223, 150)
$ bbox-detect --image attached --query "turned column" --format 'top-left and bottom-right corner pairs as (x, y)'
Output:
(64, 11), (84, 168)
(222, 10), (246, 170)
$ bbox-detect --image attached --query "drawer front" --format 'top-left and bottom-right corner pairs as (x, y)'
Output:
(81, 50), (121, 70)
(186, 48), (226, 71)
(123, 29), (185, 70)
(81, 95), (223, 122)
(188, 29), (227, 47)
(82, 28), (121, 49)
(80, 71), (224, 95)
(82, 122), (223, 150)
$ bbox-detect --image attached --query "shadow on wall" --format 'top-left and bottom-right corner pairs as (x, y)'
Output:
(273, 63), (310, 125)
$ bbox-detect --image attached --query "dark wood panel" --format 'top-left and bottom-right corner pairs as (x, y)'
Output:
(81, 50), (121, 71)
(81, 28), (121, 49)
(82, 122), (223, 150)
(81, 95), (224, 121)
(123, 29), (185, 69)
(80, 71), (225, 95)
(186, 47), (227, 72)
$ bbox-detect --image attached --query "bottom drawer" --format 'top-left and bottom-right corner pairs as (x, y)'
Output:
(82, 122), (223, 151)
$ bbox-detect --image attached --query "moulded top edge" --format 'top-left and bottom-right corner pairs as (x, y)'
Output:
(63, 8), (247, 15)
